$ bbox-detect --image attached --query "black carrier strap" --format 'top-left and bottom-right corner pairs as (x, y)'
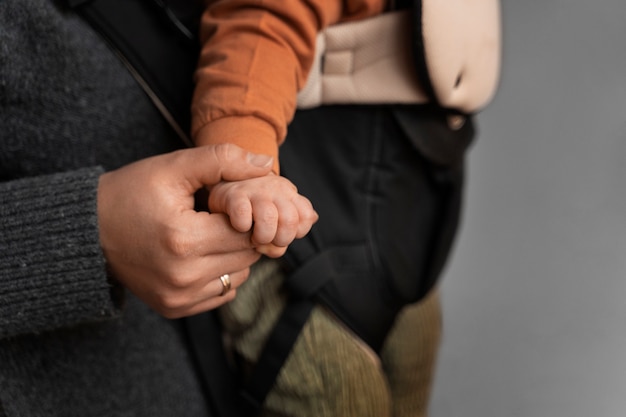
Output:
(239, 298), (315, 415)
(68, 0), (202, 145)
(240, 241), (400, 414)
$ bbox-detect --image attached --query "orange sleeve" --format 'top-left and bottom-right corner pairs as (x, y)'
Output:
(191, 0), (386, 173)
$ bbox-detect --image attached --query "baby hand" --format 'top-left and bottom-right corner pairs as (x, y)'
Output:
(208, 174), (318, 255)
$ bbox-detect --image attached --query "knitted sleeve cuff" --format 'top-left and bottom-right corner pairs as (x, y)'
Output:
(0, 168), (124, 339)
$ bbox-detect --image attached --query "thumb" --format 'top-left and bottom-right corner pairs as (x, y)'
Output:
(180, 144), (274, 189)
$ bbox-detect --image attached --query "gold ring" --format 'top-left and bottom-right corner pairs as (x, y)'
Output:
(219, 274), (231, 296)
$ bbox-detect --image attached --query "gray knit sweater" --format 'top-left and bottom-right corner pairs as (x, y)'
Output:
(0, 1), (210, 415)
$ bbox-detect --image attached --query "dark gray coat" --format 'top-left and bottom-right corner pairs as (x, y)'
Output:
(0, 1), (210, 415)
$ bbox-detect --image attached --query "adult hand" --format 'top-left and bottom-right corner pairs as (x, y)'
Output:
(97, 144), (274, 318)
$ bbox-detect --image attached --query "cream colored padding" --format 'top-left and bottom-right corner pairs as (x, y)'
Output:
(297, 10), (429, 109)
(422, 0), (502, 112)
(297, 2), (501, 114)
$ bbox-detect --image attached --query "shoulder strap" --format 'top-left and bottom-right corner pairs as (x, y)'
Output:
(68, 0), (202, 146)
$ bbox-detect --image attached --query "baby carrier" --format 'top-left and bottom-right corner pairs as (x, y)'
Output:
(66, 0), (501, 415)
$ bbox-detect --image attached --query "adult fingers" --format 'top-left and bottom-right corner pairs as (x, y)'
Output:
(158, 268), (250, 318)
(180, 212), (258, 255)
(178, 288), (238, 316)
(179, 144), (274, 191)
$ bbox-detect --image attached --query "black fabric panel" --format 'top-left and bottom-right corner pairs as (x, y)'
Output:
(280, 105), (468, 351)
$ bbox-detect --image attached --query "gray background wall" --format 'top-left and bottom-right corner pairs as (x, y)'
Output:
(430, 1), (626, 416)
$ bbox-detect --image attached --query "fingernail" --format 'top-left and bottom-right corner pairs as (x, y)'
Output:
(247, 153), (273, 168)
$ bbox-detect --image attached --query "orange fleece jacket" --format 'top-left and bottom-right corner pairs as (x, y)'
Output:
(191, 0), (386, 172)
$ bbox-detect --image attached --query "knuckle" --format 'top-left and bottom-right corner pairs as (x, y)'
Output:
(214, 143), (239, 164)
(275, 177), (297, 192)
(256, 209), (279, 225)
(280, 211), (300, 229)
(162, 228), (194, 258)
(231, 199), (251, 218)
(231, 204), (250, 219)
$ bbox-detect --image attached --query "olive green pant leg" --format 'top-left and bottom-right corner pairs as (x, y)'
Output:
(262, 306), (392, 417)
(264, 289), (443, 417)
(381, 288), (443, 417)
(220, 260), (442, 417)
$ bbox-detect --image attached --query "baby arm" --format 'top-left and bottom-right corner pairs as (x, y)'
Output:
(208, 173), (318, 257)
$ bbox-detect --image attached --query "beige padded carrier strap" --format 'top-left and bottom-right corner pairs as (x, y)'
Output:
(297, 10), (429, 109)
(297, 1), (501, 114)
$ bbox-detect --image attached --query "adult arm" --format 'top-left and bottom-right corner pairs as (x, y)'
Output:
(0, 167), (114, 339)
(0, 144), (273, 339)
